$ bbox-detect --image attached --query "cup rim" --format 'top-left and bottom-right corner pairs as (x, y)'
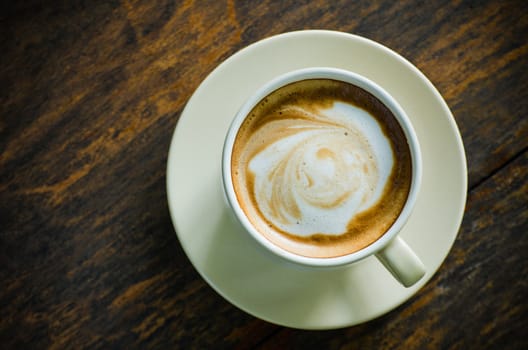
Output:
(222, 67), (422, 267)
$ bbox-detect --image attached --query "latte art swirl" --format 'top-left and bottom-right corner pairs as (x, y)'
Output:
(248, 103), (393, 237)
(230, 79), (412, 258)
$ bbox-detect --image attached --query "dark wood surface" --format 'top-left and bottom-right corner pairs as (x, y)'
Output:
(1, 0), (526, 348)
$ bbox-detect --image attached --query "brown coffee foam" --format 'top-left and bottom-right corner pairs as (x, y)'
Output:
(231, 79), (412, 258)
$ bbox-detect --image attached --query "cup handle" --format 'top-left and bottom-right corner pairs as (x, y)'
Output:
(375, 236), (426, 287)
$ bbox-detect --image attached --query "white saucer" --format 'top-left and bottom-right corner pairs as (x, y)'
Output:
(166, 30), (467, 330)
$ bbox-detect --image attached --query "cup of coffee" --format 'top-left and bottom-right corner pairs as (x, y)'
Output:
(222, 67), (425, 287)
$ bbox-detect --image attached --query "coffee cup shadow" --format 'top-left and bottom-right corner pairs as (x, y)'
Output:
(199, 176), (390, 326)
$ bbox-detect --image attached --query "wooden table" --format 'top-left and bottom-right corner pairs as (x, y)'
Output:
(1, 1), (526, 348)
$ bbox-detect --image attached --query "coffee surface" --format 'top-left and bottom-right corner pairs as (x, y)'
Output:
(231, 79), (412, 258)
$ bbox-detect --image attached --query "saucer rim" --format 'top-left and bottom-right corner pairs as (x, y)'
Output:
(166, 29), (468, 329)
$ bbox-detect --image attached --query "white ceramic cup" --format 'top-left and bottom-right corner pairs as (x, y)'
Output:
(222, 67), (425, 287)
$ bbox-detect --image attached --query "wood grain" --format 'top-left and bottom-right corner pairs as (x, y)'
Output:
(0, 0), (526, 348)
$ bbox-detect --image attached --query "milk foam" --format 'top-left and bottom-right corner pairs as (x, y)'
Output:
(248, 102), (394, 237)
